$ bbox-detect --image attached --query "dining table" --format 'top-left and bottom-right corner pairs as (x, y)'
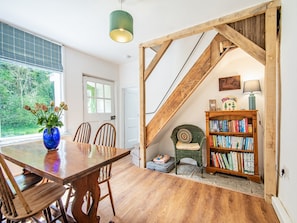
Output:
(0, 138), (130, 223)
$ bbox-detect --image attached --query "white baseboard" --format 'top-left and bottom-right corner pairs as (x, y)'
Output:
(272, 196), (292, 223)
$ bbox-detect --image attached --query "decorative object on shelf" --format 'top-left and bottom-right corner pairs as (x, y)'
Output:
(243, 80), (261, 110)
(209, 99), (217, 111)
(219, 75), (241, 91)
(221, 96), (237, 110)
(24, 101), (68, 150)
(110, 0), (133, 43)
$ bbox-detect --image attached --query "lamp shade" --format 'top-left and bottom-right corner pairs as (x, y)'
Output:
(110, 10), (133, 43)
(243, 80), (261, 93)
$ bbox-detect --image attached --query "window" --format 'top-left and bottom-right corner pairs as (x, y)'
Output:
(86, 81), (112, 114)
(0, 60), (62, 140)
(0, 21), (63, 142)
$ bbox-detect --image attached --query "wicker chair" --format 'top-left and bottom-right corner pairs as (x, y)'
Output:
(0, 155), (68, 223)
(171, 124), (206, 174)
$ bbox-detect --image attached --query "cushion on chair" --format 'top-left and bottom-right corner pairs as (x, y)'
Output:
(177, 128), (192, 143)
(176, 141), (200, 150)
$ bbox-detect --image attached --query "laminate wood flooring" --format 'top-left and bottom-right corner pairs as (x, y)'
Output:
(95, 155), (279, 223)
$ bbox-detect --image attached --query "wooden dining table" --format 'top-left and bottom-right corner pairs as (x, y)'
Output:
(0, 138), (130, 223)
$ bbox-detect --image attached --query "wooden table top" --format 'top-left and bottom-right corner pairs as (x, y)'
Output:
(0, 139), (130, 185)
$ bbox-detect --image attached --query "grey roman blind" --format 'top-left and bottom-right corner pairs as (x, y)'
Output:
(0, 22), (63, 72)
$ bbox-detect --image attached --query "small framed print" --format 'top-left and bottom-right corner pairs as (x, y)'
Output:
(219, 75), (241, 91)
(209, 99), (217, 111)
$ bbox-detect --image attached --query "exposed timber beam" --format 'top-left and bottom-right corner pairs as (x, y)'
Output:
(215, 24), (266, 65)
(140, 1), (280, 48)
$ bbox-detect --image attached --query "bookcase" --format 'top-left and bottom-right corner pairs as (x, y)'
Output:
(205, 110), (261, 183)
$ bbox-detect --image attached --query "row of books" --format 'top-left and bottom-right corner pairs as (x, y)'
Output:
(209, 135), (254, 150)
(211, 151), (254, 175)
(209, 119), (252, 133)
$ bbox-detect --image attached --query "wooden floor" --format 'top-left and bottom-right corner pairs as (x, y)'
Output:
(96, 155), (279, 223)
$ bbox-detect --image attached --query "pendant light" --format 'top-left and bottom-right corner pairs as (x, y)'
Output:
(109, 0), (133, 43)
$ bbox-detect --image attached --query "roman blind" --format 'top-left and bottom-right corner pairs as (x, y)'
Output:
(0, 22), (63, 72)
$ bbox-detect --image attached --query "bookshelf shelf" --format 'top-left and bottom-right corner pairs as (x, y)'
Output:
(205, 110), (261, 183)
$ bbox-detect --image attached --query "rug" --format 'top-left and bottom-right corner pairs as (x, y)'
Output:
(168, 160), (264, 197)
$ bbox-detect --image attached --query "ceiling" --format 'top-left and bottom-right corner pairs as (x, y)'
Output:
(0, 0), (268, 65)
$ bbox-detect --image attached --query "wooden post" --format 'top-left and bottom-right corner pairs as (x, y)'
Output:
(264, 6), (278, 202)
(139, 46), (146, 168)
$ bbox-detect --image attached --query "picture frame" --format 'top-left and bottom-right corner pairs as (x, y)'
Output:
(219, 75), (241, 91)
(209, 99), (217, 111)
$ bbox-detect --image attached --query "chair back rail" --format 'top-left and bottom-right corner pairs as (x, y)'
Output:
(73, 122), (91, 143)
(0, 155), (31, 215)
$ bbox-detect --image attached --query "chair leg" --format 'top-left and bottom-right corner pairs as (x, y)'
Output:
(65, 185), (73, 211)
(107, 181), (116, 216)
(57, 198), (69, 223)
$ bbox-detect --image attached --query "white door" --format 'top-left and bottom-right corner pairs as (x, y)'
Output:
(124, 87), (139, 148)
(83, 76), (116, 141)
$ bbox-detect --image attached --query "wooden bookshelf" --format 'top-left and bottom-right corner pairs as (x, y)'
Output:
(205, 110), (261, 183)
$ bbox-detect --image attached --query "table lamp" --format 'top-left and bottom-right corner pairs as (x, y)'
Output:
(243, 80), (261, 110)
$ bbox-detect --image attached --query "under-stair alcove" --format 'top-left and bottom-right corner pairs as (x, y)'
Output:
(139, 1), (280, 203)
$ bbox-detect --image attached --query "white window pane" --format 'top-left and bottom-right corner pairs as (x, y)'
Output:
(88, 98), (96, 113)
(97, 99), (104, 113)
(105, 99), (111, 113)
(104, 85), (111, 99)
(96, 83), (104, 98)
(87, 81), (95, 97)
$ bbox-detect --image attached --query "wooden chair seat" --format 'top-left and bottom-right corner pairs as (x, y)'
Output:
(0, 155), (68, 223)
(3, 182), (66, 221)
(11, 172), (43, 194)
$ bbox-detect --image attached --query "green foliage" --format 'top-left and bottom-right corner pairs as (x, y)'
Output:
(0, 60), (56, 137)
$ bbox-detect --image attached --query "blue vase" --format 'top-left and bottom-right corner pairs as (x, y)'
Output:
(43, 127), (60, 150)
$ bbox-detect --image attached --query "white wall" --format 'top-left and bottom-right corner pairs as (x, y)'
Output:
(157, 48), (265, 174)
(275, 0), (297, 222)
(63, 47), (119, 141)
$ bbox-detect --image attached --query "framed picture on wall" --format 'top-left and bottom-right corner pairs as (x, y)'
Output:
(219, 75), (241, 91)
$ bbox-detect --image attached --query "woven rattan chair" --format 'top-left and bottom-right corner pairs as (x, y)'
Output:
(0, 154), (68, 223)
(64, 122), (92, 211)
(171, 124), (206, 174)
(92, 123), (116, 215)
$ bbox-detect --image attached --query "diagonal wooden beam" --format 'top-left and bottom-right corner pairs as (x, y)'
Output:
(215, 24), (266, 65)
(145, 35), (234, 146)
(144, 40), (172, 81)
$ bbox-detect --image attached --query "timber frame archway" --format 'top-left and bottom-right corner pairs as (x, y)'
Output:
(139, 0), (280, 202)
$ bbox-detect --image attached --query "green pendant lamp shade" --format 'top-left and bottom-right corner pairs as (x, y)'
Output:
(110, 10), (133, 43)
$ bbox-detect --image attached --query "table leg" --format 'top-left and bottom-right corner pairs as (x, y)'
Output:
(71, 170), (101, 223)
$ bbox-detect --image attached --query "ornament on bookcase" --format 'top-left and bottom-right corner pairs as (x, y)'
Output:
(221, 96), (237, 110)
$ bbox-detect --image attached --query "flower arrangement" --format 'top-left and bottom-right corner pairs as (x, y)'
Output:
(24, 101), (68, 132)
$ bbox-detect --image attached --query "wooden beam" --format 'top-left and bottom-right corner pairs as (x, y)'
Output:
(139, 46), (146, 168)
(140, 1), (278, 48)
(146, 35), (233, 146)
(144, 40), (172, 81)
(264, 6), (278, 203)
(215, 24), (266, 65)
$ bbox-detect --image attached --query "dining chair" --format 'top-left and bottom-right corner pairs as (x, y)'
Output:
(72, 122), (92, 143)
(0, 154), (68, 223)
(0, 170), (43, 222)
(92, 122), (116, 216)
(64, 122), (92, 211)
